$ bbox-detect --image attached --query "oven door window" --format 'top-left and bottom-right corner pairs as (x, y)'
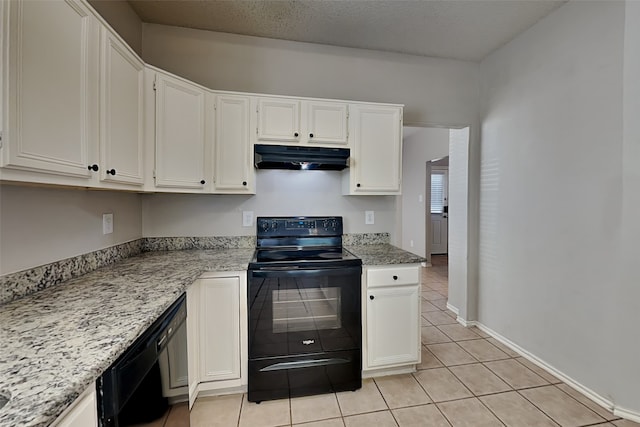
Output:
(273, 286), (341, 333)
(249, 267), (361, 358)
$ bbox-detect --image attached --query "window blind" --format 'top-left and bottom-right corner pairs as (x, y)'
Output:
(431, 173), (444, 214)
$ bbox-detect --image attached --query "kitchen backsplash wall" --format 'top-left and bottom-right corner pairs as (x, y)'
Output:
(0, 184), (143, 276)
(142, 170), (400, 243)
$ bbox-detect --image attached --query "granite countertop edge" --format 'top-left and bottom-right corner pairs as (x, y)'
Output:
(0, 244), (423, 427)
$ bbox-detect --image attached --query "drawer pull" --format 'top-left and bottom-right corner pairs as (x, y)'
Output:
(393, 275), (398, 280)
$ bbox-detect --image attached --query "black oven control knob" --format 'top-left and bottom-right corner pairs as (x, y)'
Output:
(260, 220), (270, 232)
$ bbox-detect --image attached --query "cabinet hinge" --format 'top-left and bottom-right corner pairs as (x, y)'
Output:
(152, 169), (156, 179)
(0, 131), (3, 149)
(153, 79), (157, 91)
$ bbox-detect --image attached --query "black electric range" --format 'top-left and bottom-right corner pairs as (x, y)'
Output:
(247, 216), (362, 402)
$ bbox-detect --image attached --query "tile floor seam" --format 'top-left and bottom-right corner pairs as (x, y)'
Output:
(515, 385), (607, 426)
(551, 384), (613, 424)
(237, 393), (245, 427)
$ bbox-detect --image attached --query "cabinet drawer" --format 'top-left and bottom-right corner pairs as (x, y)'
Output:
(367, 266), (419, 288)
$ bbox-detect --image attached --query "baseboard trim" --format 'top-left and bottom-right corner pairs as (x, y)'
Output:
(614, 406), (640, 423)
(472, 322), (640, 422)
(446, 302), (459, 315)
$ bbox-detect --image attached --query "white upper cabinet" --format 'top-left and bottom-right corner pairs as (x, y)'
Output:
(256, 97), (349, 147)
(306, 101), (349, 145)
(344, 104), (402, 195)
(213, 94), (255, 193)
(99, 26), (144, 186)
(257, 97), (301, 143)
(154, 71), (209, 190)
(1, 0), (99, 180)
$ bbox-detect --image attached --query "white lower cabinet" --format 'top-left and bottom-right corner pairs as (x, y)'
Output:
(188, 272), (248, 403)
(363, 265), (421, 373)
(50, 386), (97, 427)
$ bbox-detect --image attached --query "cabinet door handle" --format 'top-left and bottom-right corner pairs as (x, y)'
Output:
(200, 180), (206, 185)
(106, 168), (116, 175)
(369, 295), (375, 300)
(242, 181), (247, 186)
(87, 164), (99, 172)
(356, 183), (361, 188)
(294, 132), (299, 137)
(309, 133), (314, 138)
(393, 275), (398, 280)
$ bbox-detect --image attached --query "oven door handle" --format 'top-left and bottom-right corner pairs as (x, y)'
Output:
(259, 358), (351, 372)
(251, 266), (361, 278)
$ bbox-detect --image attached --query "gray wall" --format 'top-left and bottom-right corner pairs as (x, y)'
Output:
(0, 185), (142, 275)
(88, 0), (143, 55)
(479, 0), (637, 414)
(141, 24), (479, 127)
(400, 127), (450, 257)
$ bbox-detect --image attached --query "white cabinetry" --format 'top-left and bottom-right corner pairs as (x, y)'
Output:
(153, 70), (210, 191)
(257, 97), (349, 147)
(1, 0), (99, 182)
(306, 101), (349, 145)
(188, 272), (248, 400)
(257, 97), (300, 143)
(344, 104), (403, 195)
(98, 26), (144, 186)
(50, 386), (97, 427)
(213, 94), (255, 193)
(364, 265), (421, 373)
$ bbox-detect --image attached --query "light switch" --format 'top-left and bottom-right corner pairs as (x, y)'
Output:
(242, 211), (254, 227)
(102, 213), (113, 235)
(365, 211), (375, 225)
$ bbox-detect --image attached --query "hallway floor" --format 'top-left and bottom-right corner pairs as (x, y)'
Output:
(190, 257), (638, 426)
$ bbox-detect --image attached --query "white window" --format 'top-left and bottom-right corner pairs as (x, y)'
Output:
(431, 171), (447, 214)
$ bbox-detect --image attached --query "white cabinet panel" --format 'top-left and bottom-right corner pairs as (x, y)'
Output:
(346, 104), (402, 195)
(307, 101), (348, 145)
(2, 0), (98, 179)
(257, 98), (300, 142)
(199, 276), (242, 382)
(366, 285), (420, 368)
(99, 27), (143, 185)
(367, 266), (420, 288)
(154, 72), (208, 189)
(214, 95), (255, 193)
(51, 386), (97, 427)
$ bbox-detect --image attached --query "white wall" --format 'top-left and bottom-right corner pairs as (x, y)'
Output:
(141, 24), (479, 127)
(0, 184), (142, 275)
(142, 170), (398, 240)
(479, 0), (629, 414)
(400, 127), (449, 257)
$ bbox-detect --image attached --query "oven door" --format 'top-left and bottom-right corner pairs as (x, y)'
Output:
(248, 266), (361, 359)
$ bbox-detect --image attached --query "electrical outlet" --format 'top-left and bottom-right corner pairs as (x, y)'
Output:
(365, 211), (375, 225)
(242, 211), (254, 227)
(410, 240), (414, 247)
(102, 213), (113, 235)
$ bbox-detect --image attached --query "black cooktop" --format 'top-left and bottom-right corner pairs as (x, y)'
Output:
(249, 216), (362, 269)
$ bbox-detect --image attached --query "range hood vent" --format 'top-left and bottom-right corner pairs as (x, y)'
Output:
(254, 144), (350, 171)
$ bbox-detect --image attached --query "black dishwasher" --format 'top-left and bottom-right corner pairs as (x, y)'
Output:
(96, 294), (188, 427)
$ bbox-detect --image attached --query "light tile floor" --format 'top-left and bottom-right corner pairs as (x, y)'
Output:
(188, 256), (639, 427)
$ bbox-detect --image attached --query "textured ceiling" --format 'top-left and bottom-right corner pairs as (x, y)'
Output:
(128, 0), (566, 61)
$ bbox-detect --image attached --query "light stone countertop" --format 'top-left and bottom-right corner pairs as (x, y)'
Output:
(0, 249), (254, 427)
(346, 244), (426, 266)
(0, 243), (422, 427)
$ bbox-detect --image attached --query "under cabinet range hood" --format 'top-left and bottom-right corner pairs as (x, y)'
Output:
(254, 144), (350, 171)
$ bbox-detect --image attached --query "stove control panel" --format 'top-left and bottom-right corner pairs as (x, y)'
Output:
(257, 216), (343, 237)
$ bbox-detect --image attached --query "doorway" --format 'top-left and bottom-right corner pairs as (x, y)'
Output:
(429, 163), (449, 255)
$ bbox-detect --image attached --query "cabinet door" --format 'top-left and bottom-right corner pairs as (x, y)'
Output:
(187, 281), (200, 408)
(214, 95), (254, 193)
(367, 285), (420, 368)
(99, 27), (144, 185)
(155, 72), (207, 189)
(200, 276), (241, 382)
(257, 98), (300, 142)
(51, 386), (97, 427)
(306, 101), (348, 145)
(3, 0), (97, 179)
(348, 105), (402, 194)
